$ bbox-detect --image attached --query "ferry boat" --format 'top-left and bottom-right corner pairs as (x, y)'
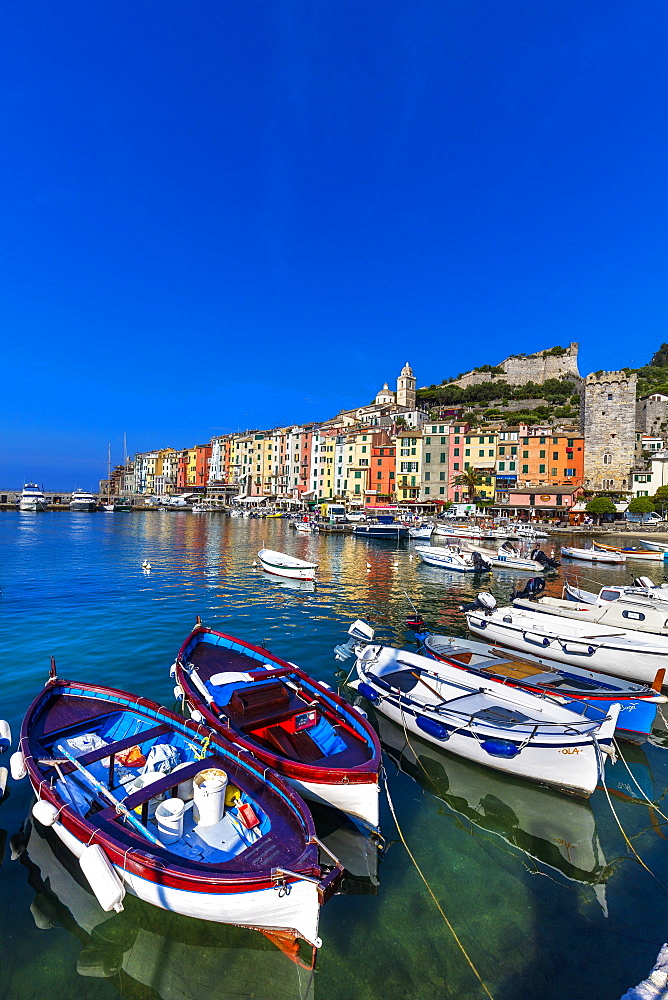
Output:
(18, 483), (48, 511)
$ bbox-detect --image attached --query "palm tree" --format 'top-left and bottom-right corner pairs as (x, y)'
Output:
(450, 467), (483, 501)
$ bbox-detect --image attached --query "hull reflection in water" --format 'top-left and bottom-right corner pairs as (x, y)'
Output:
(18, 816), (317, 999)
(373, 711), (611, 915)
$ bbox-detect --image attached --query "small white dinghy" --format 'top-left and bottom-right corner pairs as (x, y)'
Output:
(561, 546), (626, 564)
(257, 548), (318, 581)
(335, 621), (618, 797)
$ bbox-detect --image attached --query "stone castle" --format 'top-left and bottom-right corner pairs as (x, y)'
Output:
(582, 370), (638, 492)
(451, 343), (580, 389)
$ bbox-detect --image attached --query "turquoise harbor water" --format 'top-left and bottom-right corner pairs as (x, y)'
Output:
(2, 512), (668, 1000)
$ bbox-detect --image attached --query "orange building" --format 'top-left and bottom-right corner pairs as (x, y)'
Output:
(368, 432), (396, 506)
(518, 429), (584, 488)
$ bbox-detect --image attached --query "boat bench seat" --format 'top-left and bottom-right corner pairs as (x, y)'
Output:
(43, 723), (173, 779)
(262, 725), (324, 763)
(228, 682), (290, 723)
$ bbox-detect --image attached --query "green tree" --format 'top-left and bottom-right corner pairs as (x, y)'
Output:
(651, 344), (668, 367)
(627, 497), (656, 515)
(450, 467), (483, 501)
(585, 497), (617, 525)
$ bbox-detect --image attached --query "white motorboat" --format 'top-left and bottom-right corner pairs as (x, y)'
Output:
(415, 544), (491, 573)
(465, 595), (668, 685)
(69, 489), (97, 512)
(338, 622), (618, 797)
(408, 524), (433, 540)
(18, 483), (48, 511)
(511, 590), (668, 642)
(257, 548), (318, 580)
(564, 578), (668, 606)
(515, 525), (550, 540)
(464, 540), (559, 573)
(560, 546), (626, 564)
(294, 520), (318, 533)
(433, 523), (484, 540)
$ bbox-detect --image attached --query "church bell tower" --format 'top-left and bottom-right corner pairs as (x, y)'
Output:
(396, 362), (416, 409)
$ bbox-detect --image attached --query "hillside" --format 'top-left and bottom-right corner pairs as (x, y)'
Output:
(416, 375), (581, 427)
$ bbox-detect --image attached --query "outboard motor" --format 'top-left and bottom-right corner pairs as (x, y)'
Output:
(405, 615), (426, 631)
(531, 549), (560, 569)
(460, 592), (497, 614)
(511, 577), (547, 601)
(471, 551), (492, 572)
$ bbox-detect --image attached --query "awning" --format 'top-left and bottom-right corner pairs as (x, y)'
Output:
(233, 495), (270, 504)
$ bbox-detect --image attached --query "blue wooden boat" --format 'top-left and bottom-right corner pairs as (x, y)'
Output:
(411, 623), (665, 744)
(16, 672), (341, 957)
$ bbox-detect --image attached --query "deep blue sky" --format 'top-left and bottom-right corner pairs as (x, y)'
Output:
(2, 1), (667, 489)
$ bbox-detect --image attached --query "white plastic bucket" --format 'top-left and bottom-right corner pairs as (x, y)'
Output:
(126, 771), (165, 818)
(193, 768), (227, 827)
(171, 761), (195, 801)
(155, 797), (185, 844)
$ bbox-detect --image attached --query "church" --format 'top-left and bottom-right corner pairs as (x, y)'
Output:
(324, 362), (423, 429)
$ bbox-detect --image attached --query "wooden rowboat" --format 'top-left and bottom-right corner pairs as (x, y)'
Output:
(173, 624), (382, 832)
(17, 674), (339, 957)
(258, 549), (318, 581)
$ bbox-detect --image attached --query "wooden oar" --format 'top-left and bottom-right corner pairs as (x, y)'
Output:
(58, 746), (163, 847)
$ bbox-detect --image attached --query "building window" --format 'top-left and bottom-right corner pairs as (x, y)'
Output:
(522, 464), (528, 474)
(539, 464), (545, 473)
(453, 448), (459, 456)
(354, 471), (361, 478)
(498, 462), (505, 471)
(498, 447), (505, 455)
(453, 463), (459, 471)
(522, 451), (528, 458)
(465, 449), (470, 456)
(478, 450), (484, 457)
(439, 472), (446, 481)
(439, 487), (445, 494)
(440, 453), (446, 463)
(539, 450), (545, 458)
(425, 453), (431, 463)
(552, 452), (558, 460)
(603, 454), (612, 465)
(509, 462), (516, 471)
(424, 487), (430, 495)
(425, 437), (431, 444)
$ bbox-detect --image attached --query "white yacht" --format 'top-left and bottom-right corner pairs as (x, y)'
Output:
(18, 483), (47, 511)
(69, 489), (97, 511)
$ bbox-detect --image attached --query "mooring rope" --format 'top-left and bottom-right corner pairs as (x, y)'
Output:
(612, 737), (668, 824)
(596, 741), (668, 893)
(382, 769), (496, 1000)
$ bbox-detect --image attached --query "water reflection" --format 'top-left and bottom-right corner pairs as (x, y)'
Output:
(18, 817), (317, 1000)
(373, 711), (611, 913)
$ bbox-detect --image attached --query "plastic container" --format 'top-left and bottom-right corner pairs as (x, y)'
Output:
(171, 761), (195, 801)
(155, 797), (186, 844)
(125, 771), (165, 818)
(193, 768), (228, 827)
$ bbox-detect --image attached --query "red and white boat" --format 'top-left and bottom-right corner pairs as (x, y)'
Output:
(17, 675), (339, 958)
(173, 623), (381, 832)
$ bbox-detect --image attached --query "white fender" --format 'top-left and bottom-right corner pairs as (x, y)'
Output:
(10, 751), (26, 781)
(0, 719), (11, 753)
(173, 685), (183, 701)
(0, 766), (7, 798)
(32, 799), (60, 827)
(79, 844), (125, 913)
(169, 663), (177, 679)
(190, 710), (204, 723)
